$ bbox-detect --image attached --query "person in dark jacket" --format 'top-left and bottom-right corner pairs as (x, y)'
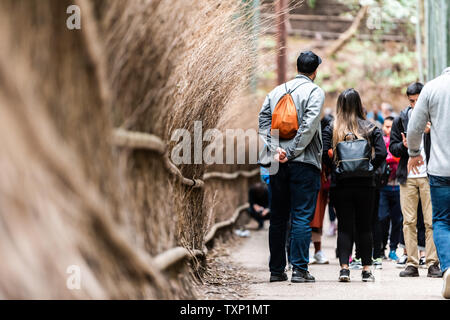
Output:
(323, 89), (387, 283)
(248, 182), (270, 230)
(309, 112), (335, 265)
(390, 84), (427, 268)
(389, 82), (440, 278)
(389, 84), (431, 185)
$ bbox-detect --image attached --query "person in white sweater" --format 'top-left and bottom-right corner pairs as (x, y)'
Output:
(407, 67), (450, 299)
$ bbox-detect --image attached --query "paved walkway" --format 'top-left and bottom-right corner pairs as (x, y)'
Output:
(231, 219), (445, 300)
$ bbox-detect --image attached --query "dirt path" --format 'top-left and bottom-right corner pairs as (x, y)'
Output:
(229, 219), (444, 300)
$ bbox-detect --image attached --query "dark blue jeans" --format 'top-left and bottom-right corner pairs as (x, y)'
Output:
(269, 162), (320, 273)
(378, 188), (403, 251)
(429, 175), (450, 272)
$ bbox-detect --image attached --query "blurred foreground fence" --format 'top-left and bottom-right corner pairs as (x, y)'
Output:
(113, 128), (259, 272)
(0, 0), (261, 299)
(112, 129), (261, 188)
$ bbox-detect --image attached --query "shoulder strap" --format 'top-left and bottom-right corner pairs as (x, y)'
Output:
(285, 81), (308, 94)
(344, 132), (359, 141)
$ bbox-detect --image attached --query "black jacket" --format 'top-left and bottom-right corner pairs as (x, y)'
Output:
(321, 114), (334, 132)
(389, 106), (431, 185)
(248, 183), (269, 209)
(322, 119), (388, 187)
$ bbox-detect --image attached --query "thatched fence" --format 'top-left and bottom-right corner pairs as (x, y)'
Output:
(0, 0), (263, 299)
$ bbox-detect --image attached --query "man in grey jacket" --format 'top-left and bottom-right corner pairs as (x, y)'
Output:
(259, 51), (325, 283)
(407, 67), (450, 299)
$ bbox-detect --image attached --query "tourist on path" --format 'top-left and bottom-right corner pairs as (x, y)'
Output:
(259, 51), (325, 283)
(389, 82), (440, 279)
(323, 88), (387, 283)
(407, 68), (450, 299)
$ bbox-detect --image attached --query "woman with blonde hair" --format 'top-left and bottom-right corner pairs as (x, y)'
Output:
(322, 89), (387, 282)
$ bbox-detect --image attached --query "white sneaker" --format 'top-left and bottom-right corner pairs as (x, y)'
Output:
(443, 269), (450, 299)
(419, 256), (427, 269)
(234, 229), (250, 238)
(396, 254), (408, 269)
(311, 251), (329, 264)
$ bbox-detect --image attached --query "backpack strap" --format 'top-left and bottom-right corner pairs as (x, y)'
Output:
(344, 132), (359, 141)
(285, 81), (308, 94)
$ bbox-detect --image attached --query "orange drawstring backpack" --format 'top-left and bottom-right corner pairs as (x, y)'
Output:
(271, 83), (306, 139)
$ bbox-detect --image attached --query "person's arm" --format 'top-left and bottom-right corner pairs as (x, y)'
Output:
(249, 188), (263, 212)
(285, 87), (325, 160)
(389, 116), (407, 158)
(371, 127), (388, 171)
(322, 124), (333, 169)
(408, 89), (430, 157)
(258, 94), (277, 152)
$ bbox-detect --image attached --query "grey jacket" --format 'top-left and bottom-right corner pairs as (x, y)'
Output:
(259, 75), (325, 170)
(408, 67), (450, 177)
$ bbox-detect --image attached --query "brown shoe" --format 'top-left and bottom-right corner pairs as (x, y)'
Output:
(428, 264), (443, 278)
(400, 266), (419, 277)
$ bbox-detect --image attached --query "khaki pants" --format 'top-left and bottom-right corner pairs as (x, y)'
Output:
(400, 177), (438, 268)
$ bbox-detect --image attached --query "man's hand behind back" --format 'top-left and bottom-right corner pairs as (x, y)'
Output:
(275, 147), (288, 163)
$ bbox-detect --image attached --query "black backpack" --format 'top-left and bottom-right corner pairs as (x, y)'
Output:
(335, 133), (374, 179)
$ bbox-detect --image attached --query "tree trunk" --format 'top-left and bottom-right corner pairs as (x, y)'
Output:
(276, 0), (288, 84)
(326, 5), (369, 57)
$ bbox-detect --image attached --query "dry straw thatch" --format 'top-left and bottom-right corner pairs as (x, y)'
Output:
(94, 0), (260, 252)
(0, 0), (264, 299)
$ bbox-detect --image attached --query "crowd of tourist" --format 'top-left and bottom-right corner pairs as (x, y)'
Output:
(255, 51), (450, 299)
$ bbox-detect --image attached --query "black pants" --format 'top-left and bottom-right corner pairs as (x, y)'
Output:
(372, 190), (384, 259)
(378, 188), (403, 252)
(352, 190), (380, 260)
(381, 217), (391, 253)
(331, 186), (376, 267)
(248, 207), (270, 228)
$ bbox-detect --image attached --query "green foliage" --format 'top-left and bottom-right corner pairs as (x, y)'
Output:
(337, 0), (417, 36)
(336, 61), (350, 75)
(307, 0), (317, 9)
(315, 39), (418, 95)
(262, 37), (276, 49)
(260, 70), (276, 81)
